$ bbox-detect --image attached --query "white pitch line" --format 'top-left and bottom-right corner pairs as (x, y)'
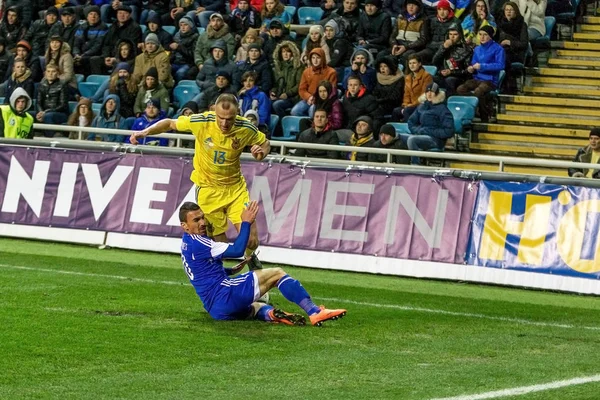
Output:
(1, 263), (600, 332)
(429, 374), (600, 400)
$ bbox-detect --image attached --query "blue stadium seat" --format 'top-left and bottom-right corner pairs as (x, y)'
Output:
(141, 25), (147, 34)
(177, 80), (198, 88)
(555, 0), (581, 40)
(284, 5), (297, 17)
(389, 122), (411, 135)
(280, 116), (303, 141)
(68, 101), (78, 114)
(532, 16), (555, 48)
(297, 7), (323, 24)
(289, 31), (297, 40)
(423, 65), (437, 76)
(269, 114), (279, 138)
(0, 97), (4, 104)
(448, 101), (476, 135)
(92, 103), (102, 115)
(163, 25), (177, 35)
(448, 95), (479, 110)
(87, 74), (110, 86)
(197, 27), (205, 34)
(173, 85), (200, 107)
(78, 82), (100, 98)
(75, 74), (84, 84)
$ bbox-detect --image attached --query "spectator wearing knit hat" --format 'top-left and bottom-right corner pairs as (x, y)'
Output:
(129, 98), (169, 146)
(14, 40), (42, 83)
(0, 6), (27, 53)
(72, 6), (109, 76)
(357, 0), (392, 54)
(456, 25), (505, 122)
(388, 0), (429, 67)
(233, 42), (274, 93)
(132, 33), (175, 89)
(569, 129), (600, 179)
(197, 70), (237, 112)
(368, 124), (410, 164)
(197, 40), (236, 91)
(342, 48), (377, 92)
(134, 67), (171, 116)
(23, 6), (60, 57)
(319, 0), (363, 43)
(108, 62), (139, 118)
(101, 2), (140, 25)
(301, 25), (331, 66)
(415, 0), (458, 63)
(229, 0), (263, 42)
(235, 28), (263, 63)
(141, 11), (175, 51)
(169, 16), (200, 82)
(91, 5), (142, 75)
(194, 13), (236, 71)
(323, 19), (352, 70)
(48, 7), (80, 50)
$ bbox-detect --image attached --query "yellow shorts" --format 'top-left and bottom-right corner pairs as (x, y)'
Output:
(195, 180), (250, 237)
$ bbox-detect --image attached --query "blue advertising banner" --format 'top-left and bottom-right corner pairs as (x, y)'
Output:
(468, 181), (600, 279)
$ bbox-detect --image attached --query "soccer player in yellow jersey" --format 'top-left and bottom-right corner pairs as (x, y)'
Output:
(129, 94), (270, 271)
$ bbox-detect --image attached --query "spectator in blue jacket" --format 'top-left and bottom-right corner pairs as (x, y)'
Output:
(342, 48), (376, 92)
(127, 98), (169, 145)
(456, 25), (505, 122)
(89, 94), (127, 142)
(405, 82), (454, 164)
(238, 71), (272, 128)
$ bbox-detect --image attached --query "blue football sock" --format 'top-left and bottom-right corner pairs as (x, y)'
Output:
(255, 304), (274, 321)
(277, 275), (321, 316)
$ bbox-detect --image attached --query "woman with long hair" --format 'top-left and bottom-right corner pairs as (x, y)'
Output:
(310, 80), (343, 130)
(260, 0), (291, 33)
(67, 98), (95, 140)
(462, 0), (497, 45)
(301, 25), (330, 66)
(44, 35), (77, 97)
(108, 62), (139, 118)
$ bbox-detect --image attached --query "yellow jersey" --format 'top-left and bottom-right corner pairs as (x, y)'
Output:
(176, 112), (266, 188)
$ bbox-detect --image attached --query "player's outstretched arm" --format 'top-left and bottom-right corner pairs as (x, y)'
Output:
(221, 201), (259, 258)
(250, 140), (271, 161)
(129, 119), (178, 145)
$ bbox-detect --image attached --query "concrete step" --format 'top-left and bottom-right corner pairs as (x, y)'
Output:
(523, 86), (600, 98)
(547, 58), (600, 68)
(538, 67), (600, 78)
(505, 95), (600, 109)
(531, 76), (600, 88)
(573, 32), (600, 41)
(470, 143), (574, 158)
(583, 16), (600, 24)
(497, 113), (599, 128)
(449, 162), (568, 177)
(477, 132), (587, 147)
(504, 104), (600, 119)
(581, 24), (600, 31)
(555, 49), (600, 59)
(563, 41), (600, 51)
(473, 123), (590, 138)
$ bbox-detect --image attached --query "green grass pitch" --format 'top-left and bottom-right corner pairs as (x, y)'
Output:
(1, 238), (600, 400)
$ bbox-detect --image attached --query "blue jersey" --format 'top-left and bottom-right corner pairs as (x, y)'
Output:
(180, 233), (232, 312)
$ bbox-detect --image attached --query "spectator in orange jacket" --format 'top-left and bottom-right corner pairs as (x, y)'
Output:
(292, 48), (337, 117)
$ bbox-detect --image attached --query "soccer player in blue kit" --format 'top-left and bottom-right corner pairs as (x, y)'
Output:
(179, 200), (347, 326)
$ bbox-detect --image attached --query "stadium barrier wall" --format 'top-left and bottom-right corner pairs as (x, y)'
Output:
(1, 146), (600, 295)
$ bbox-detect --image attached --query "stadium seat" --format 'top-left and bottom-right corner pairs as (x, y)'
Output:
(0, 97), (4, 104)
(423, 65), (438, 76)
(280, 116), (303, 141)
(87, 75), (110, 86)
(68, 101), (78, 114)
(173, 85), (200, 107)
(289, 31), (297, 40)
(448, 96), (479, 109)
(141, 25), (147, 34)
(284, 5), (297, 17)
(75, 74), (84, 84)
(92, 103), (102, 115)
(268, 114), (279, 138)
(197, 27), (205, 34)
(448, 101), (475, 135)
(177, 80), (198, 88)
(298, 7), (323, 24)
(555, 0), (581, 40)
(489, 70), (506, 114)
(163, 25), (177, 35)
(78, 82), (100, 98)
(389, 122), (411, 135)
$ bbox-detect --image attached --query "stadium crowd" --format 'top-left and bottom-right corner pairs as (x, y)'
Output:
(0, 0), (568, 162)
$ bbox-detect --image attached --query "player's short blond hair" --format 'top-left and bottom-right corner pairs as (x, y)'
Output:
(215, 94), (239, 112)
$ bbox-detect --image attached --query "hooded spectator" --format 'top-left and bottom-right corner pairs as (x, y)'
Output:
(67, 98), (96, 140)
(271, 40), (304, 121)
(197, 70), (237, 112)
(0, 88), (34, 139)
(301, 25), (331, 66)
(196, 40), (236, 90)
(345, 116), (377, 161)
(0, 6), (27, 53)
(90, 94), (127, 142)
(343, 48), (377, 92)
(293, 48), (337, 116)
(108, 62), (139, 118)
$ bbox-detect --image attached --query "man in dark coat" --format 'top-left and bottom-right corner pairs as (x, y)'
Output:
(23, 6), (60, 57)
(197, 70), (237, 112)
(48, 7), (80, 49)
(344, 116), (377, 161)
(368, 124), (410, 164)
(295, 109), (341, 159)
(0, 7), (28, 53)
(233, 43), (273, 93)
(568, 128), (600, 179)
(415, 0), (458, 63)
(356, 0), (392, 54)
(73, 6), (109, 76)
(431, 23), (472, 96)
(341, 75), (382, 133)
(320, 0), (363, 43)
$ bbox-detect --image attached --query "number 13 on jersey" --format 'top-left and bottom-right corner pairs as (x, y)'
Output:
(213, 150), (226, 164)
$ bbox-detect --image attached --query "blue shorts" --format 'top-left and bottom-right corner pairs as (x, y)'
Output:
(208, 272), (261, 320)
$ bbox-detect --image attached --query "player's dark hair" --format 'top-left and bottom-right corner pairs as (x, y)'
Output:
(179, 202), (200, 223)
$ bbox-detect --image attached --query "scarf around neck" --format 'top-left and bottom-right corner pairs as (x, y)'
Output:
(349, 133), (374, 160)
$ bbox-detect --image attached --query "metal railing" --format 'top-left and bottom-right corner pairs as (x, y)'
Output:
(5, 123), (600, 188)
